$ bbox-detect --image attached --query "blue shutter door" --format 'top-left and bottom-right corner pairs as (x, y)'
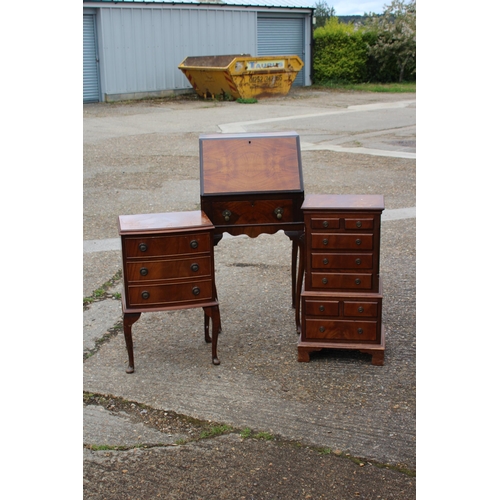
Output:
(83, 14), (100, 103)
(257, 17), (305, 86)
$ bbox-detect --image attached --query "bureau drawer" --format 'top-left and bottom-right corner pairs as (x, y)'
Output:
(303, 299), (339, 317)
(123, 233), (211, 258)
(311, 272), (373, 290)
(311, 253), (373, 270)
(304, 319), (378, 342)
(126, 279), (213, 307)
(311, 233), (373, 251)
(344, 217), (374, 230)
(209, 199), (294, 225)
(343, 301), (379, 318)
(125, 256), (212, 283)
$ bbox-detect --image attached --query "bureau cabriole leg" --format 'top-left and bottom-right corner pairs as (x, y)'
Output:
(203, 306), (221, 365)
(123, 312), (141, 374)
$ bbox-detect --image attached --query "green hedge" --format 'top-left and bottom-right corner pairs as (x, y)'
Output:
(313, 17), (415, 84)
(313, 18), (372, 83)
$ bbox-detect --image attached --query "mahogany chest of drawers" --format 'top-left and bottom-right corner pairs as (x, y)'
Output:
(118, 210), (221, 373)
(298, 194), (385, 365)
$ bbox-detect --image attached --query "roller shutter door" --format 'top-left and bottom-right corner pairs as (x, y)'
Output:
(257, 17), (305, 86)
(83, 14), (100, 103)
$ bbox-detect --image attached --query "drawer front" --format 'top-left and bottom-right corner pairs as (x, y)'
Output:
(126, 280), (213, 307)
(311, 253), (373, 270)
(209, 199), (294, 225)
(343, 301), (379, 318)
(304, 319), (378, 342)
(123, 233), (211, 258)
(311, 272), (373, 290)
(303, 299), (339, 317)
(309, 217), (340, 230)
(344, 217), (374, 230)
(126, 256), (212, 283)
(311, 233), (373, 251)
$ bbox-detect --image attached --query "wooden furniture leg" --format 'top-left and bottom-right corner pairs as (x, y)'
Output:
(123, 312), (141, 374)
(203, 306), (221, 365)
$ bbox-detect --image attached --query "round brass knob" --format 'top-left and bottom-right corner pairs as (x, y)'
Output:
(355, 239), (361, 245)
(358, 306), (364, 313)
(357, 328), (363, 335)
(319, 305), (325, 312)
(319, 326), (325, 333)
(190, 240), (198, 249)
(323, 238), (328, 246)
(355, 258), (361, 265)
(192, 287), (201, 296)
(222, 209), (231, 222)
(141, 291), (150, 300)
(140, 267), (148, 276)
(191, 263), (199, 272)
(139, 243), (148, 252)
(322, 220), (329, 228)
(274, 207), (284, 220)
(356, 221), (362, 228)
(322, 278), (328, 284)
(355, 278), (361, 285)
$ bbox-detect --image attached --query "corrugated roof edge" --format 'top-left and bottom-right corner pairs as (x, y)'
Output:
(82, 0), (315, 9)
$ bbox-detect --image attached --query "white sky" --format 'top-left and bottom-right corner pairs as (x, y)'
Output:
(326, 1), (389, 15)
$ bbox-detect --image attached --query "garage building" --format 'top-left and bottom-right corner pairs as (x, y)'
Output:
(83, 0), (315, 103)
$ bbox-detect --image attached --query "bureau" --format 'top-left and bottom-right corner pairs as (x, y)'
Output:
(199, 131), (305, 325)
(118, 211), (221, 373)
(298, 194), (385, 365)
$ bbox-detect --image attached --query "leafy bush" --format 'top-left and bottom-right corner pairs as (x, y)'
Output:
(313, 18), (371, 84)
(312, 0), (416, 84)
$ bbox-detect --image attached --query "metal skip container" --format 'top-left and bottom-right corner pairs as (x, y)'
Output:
(178, 54), (304, 99)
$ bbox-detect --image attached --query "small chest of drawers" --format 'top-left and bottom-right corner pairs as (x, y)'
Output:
(299, 195), (385, 365)
(118, 210), (221, 373)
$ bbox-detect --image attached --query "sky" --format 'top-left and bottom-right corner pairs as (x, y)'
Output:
(325, 1), (389, 15)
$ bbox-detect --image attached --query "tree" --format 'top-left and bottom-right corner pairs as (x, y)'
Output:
(314, 1), (336, 29)
(366, 0), (416, 82)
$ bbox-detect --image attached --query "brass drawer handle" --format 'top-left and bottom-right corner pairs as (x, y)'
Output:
(357, 328), (363, 335)
(190, 240), (199, 249)
(139, 243), (148, 252)
(355, 239), (361, 245)
(358, 306), (364, 313)
(222, 209), (231, 222)
(322, 278), (328, 285)
(319, 305), (325, 312)
(319, 326), (325, 333)
(191, 263), (199, 272)
(141, 291), (150, 300)
(274, 207), (284, 220)
(192, 287), (201, 296)
(139, 267), (148, 276)
(355, 258), (361, 265)
(323, 258), (329, 265)
(322, 220), (329, 228)
(356, 221), (362, 228)
(322, 238), (329, 246)
(355, 278), (361, 285)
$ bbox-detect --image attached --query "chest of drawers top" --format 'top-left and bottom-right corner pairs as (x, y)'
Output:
(118, 210), (213, 236)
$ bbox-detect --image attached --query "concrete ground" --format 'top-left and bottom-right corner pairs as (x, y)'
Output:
(83, 87), (416, 498)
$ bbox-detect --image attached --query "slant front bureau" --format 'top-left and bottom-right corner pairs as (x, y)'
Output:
(299, 194), (386, 365)
(199, 131), (305, 325)
(118, 211), (221, 373)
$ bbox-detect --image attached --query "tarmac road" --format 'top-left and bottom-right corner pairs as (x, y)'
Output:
(83, 87), (416, 499)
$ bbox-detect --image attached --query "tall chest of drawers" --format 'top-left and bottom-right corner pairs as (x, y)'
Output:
(298, 194), (386, 365)
(118, 210), (221, 373)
